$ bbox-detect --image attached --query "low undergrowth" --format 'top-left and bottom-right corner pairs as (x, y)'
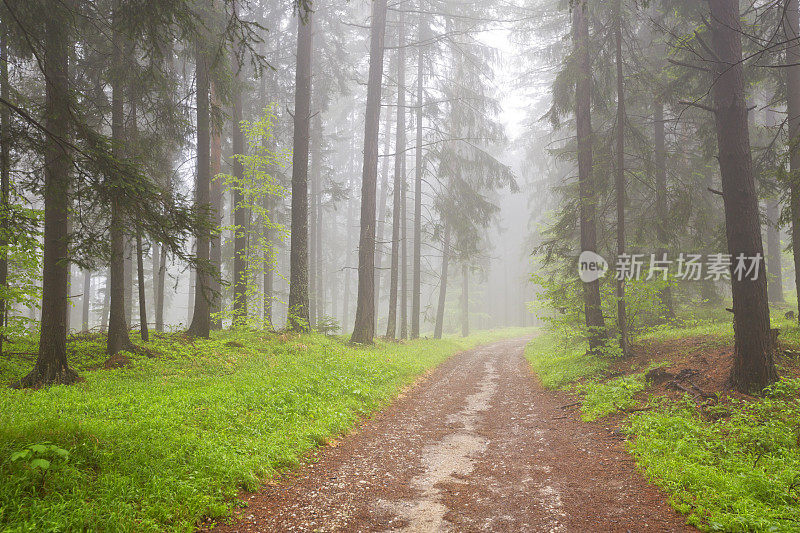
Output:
(628, 381), (800, 532)
(0, 327), (529, 532)
(0, 332), (110, 385)
(525, 319), (800, 532)
(524, 334), (609, 389)
(578, 373), (647, 421)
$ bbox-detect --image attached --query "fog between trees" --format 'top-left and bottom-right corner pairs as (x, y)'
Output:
(1, 0), (797, 393)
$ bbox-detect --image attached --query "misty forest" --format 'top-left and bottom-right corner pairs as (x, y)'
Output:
(2, 0), (800, 530)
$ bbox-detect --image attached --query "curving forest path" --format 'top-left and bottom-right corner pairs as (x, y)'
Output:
(208, 338), (694, 532)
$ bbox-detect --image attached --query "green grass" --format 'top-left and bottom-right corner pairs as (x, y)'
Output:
(578, 373), (646, 421)
(0, 333), (110, 385)
(523, 333), (609, 389)
(0, 327), (531, 532)
(628, 382), (800, 532)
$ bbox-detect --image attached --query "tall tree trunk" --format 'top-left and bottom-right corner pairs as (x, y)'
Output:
(375, 106), (393, 331)
(124, 240), (133, 326)
(81, 270), (91, 332)
(411, 16), (424, 339)
(710, 0), (776, 392)
(21, 4), (77, 386)
(573, 0), (605, 352)
(309, 112), (323, 327)
(351, 0), (389, 344)
(0, 26), (8, 356)
(107, 12), (134, 356)
(433, 222), (450, 340)
(187, 246), (195, 324)
(757, 98), (785, 305)
(129, 90), (148, 341)
(287, 11), (313, 331)
(315, 144), (323, 324)
(263, 193), (274, 330)
(259, 4), (274, 331)
(152, 242), (160, 319)
(387, 10), (406, 339)
(232, 67), (248, 327)
(156, 246), (166, 330)
(461, 263), (468, 337)
(653, 100), (676, 318)
(342, 179), (355, 331)
(766, 198), (784, 303)
(614, 0), (628, 357)
(187, 40), (212, 338)
(785, 0), (800, 319)
(136, 233), (149, 341)
(66, 265), (72, 333)
(101, 269), (110, 331)
(400, 145), (408, 339)
(209, 82), (223, 329)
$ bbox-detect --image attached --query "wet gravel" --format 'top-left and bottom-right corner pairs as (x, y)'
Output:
(206, 338), (695, 532)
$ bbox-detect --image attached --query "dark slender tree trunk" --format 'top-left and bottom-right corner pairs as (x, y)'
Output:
(573, 0), (605, 352)
(107, 12), (134, 356)
(156, 246), (166, 330)
(152, 242), (160, 318)
(766, 198), (784, 303)
(136, 233), (149, 341)
(314, 176), (325, 325)
(614, 0), (628, 357)
(309, 112), (323, 327)
(263, 192), (274, 330)
(760, 102), (784, 304)
(785, 0), (800, 320)
(351, 0), (389, 344)
(287, 11), (313, 331)
(342, 178), (355, 331)
(653, 100), (676, 318)
(129, 90), (148, 341)
(101, 269), (110, 331)
(66, 265), (72, 333)
(387, 10), (406, 339)
(124, 240), (133, 327)
(0, 26), (8, 356)
(81, 270), (91, 332)
(232, 68), (248, 327)
(400, 144), (408, 340)
(20, 5), (77, 386)
(259, 8), (274, 332)
(187, 244), (195, 325)
(433, 222), (450, 340)
(709, 0), (776, 392)
(209, 82), (223, 329)
(411, 16), (424, 339)
(187, 40), (212, 338)
(461, 263), (468, 337)
(375, 107), (393, 331)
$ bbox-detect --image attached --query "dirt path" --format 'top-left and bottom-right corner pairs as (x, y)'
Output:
(208, 338), (694, 532)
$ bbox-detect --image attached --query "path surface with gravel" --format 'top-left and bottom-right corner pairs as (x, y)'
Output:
(208, 337), (694, 532)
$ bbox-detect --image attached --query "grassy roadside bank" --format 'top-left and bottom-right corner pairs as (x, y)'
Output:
(0, 327), (531, 532)
(525, 321), (800, 532)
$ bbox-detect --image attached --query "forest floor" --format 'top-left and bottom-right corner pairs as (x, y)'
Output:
(0, 328), (532, 532)
(204, 337), (693, 532)
(526, 318), (800, 532)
